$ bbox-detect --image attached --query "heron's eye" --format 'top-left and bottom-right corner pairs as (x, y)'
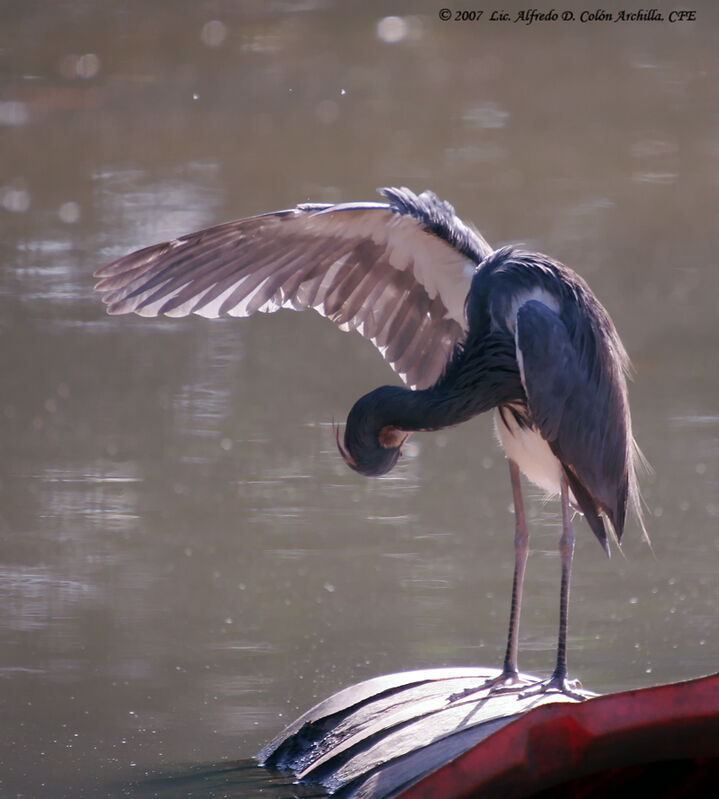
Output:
(378, 426), (409, 449)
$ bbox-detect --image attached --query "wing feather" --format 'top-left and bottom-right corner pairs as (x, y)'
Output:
(515, 299), (632, 546)
(95, 188), (492, 389)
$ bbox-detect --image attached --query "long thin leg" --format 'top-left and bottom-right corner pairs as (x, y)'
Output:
(450, 460), (531, 700)
(500, 459), (529, 679)
(521, 472), (586, 700)
(553, 472), (575, 682)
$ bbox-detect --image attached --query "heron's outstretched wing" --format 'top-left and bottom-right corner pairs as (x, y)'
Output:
(515, 299), (632, 550)
(95, 187), (492, 390)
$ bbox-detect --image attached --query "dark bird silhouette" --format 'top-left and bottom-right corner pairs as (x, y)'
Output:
(95, 187), (644, 696)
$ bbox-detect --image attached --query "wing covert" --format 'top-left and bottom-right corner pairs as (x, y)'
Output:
(515, 299), (630, 547)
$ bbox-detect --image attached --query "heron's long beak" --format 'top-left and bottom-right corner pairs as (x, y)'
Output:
(333, 420), (356, 469)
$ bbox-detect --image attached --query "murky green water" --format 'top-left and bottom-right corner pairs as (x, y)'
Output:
(1, 2), (718, 796)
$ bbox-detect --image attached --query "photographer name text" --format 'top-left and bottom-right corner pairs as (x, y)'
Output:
(438, 8), (697, 24)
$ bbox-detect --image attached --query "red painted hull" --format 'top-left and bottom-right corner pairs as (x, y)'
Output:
(401, 673), (719, 799)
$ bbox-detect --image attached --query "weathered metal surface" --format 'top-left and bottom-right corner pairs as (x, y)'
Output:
(257, 669), (719, 798)
(258, 667), (593, 796)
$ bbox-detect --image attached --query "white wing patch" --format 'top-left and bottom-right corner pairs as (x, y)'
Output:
(301, 209), (475, 329)
(494, 408), (565, 497)
(383, 216), (474, 328)
(500, 287), (560, 335)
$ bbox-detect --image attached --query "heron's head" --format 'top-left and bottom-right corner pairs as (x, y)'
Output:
(335, 388), (410, 477)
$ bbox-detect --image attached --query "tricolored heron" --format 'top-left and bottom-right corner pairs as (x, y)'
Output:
(95, 187), (644, 696)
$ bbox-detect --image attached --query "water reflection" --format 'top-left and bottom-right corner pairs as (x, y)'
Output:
(94, 165), (223, 257)
(0, 565), (98, 635)
(130, 759), (323, 799)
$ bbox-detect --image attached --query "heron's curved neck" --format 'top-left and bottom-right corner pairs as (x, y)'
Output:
(372, 332), (524, 433)
(365, 384), (472, 434)
(342, 333), (522, 476)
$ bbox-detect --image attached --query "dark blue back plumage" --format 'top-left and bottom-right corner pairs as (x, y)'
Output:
(462, 247), (639, 547)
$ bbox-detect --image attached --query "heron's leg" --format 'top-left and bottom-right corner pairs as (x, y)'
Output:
(449, 460), (531, 701)
(552, 471), (575, 683)
(498, 459), (529, 680)
(520, 472), (586, 701)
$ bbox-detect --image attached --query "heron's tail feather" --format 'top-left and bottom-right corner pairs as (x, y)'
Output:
(563, 467), (610, 557)
(629, 438), (653, 553)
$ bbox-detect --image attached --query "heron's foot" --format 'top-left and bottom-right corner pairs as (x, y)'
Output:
(519, 673), (587, 702)
(448, 669), (532, 703)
